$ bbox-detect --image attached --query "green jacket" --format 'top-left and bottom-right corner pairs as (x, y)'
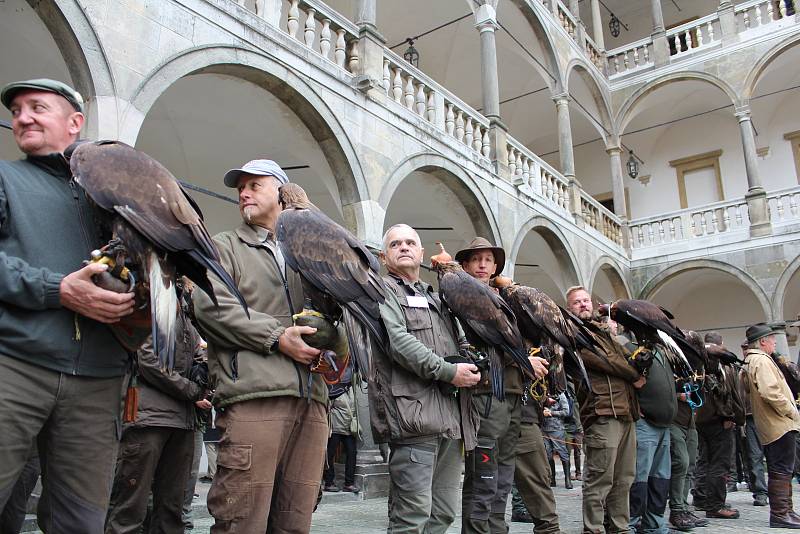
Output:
(0, 155), (127, 377)
(193, 223), (328, 407)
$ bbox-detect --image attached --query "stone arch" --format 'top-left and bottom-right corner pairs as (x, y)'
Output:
(588, 256), (630, 301)
(507, 0), (563, 89)
(379, 152), (501, 246)
(615, 72), (740, 135)
(773, 254), (800, 321)
(17, 0), (115, 138)
(508, 215), (581, 287)
(639, 259), (772, 321)
(743, 32), (800, 100)
(120, 45), (367, 208)
(564, 58), (612, 138)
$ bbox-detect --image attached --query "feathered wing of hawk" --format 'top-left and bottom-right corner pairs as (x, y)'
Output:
(275, 183), (387, 377)
(610, 299), (703, 377)
(432, 261), (535, 400)
(493, 280), (590, 392)
(68, 140), (248, 370)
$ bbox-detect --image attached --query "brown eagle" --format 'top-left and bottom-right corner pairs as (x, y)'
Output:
(491, 276), (590, 392)
(67, 140), (248, 370)
(609, 299), (703, 377)
(430, 245), (535, 400)
(276, 183), (388, 376)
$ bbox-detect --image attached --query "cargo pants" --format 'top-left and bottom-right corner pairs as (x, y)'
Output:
(514, 420), (560, 533)
(462, 393), (521, 534)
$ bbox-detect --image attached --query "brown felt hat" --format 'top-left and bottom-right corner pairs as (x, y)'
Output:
(455, 237), (505, 277)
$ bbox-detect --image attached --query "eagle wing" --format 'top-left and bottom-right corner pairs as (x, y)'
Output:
(276, 206), (387, 375)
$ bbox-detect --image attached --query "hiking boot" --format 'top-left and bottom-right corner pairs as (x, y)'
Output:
(562, 459), (573, 489)
(754, 494), (769, 506)
(341, 484), (359, 493)
(323, 483), (340, 492)
(669, 511), (695, 532)
(511, 509), (534, 523)
(706, 507), (740, 519)
(687, 512), (709, 527)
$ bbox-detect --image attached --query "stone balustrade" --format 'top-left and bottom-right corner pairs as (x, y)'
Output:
(555, 0), (578, 40)
(666, 13), (721, 58)
(737, 0), (796, 32)
(628, 198), (751, 249)
(768, 186), (800, 224)
(607, 38), (654, 78)
(580, 192), (624, 245)
(383, 50), (491, 159)
(507, 138), (573, 219)
(583, 33), (605, 71)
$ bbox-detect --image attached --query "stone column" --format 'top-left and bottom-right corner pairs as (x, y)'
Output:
(590, 0), (605, 49)
(474, 2), (501, 123)
(771, 322), (791, 360)
(650, 0), (670, 67)
(717, 1), (737, 44)
(353, 385), (390, 498)
(606, 145), (628, 219)
(736, 106), (772, 236)
(554, 93), (575, 180)
(568, 0), (580, 19)
(354, 0), (386, 93)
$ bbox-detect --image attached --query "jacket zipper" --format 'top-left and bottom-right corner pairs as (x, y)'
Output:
(69, 178), (92, 375)
(265, 245), (305, 398)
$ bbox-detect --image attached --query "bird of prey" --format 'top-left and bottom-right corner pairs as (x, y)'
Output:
(490, 276), (590, 392)
(275, 183), (387, 377)
(430, 244), (535, 400)
(608, 299), (703, 377)
(68, 140), (248, 370)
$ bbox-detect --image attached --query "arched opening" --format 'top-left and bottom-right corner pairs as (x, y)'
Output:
(643, 266), (769, 354)
(0, 0), (79, 159)
(590, 260), (629, 304)
(135, 69), (359, 235)
(747, 38), (800, 190)
(615, 76), (740, 219)
(779, 263), (800, 356)
(382, 165), (496, 286)
(511, 224), (580, 306)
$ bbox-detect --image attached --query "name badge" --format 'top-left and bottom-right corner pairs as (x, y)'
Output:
(406, 296), (430, 308)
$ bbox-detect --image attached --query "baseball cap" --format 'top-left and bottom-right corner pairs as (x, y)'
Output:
(223, 159), (289, 188)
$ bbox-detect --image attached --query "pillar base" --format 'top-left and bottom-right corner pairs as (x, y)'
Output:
(745, 188), (773, 237)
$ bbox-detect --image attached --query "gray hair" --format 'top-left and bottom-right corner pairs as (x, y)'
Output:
(382, 224), (421, 252)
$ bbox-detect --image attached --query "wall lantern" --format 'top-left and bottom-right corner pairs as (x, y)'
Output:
(609, 14), (621, 38)
(403, 39), (419, 68)
(627, 150), (640, 179)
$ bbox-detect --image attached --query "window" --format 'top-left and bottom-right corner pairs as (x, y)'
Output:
(669, 150), (724, 209)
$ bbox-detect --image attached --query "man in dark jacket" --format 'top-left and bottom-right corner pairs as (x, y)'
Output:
(0, 79), (135, 531)
(567, 287), (645, 534)
(629, 345), (677, 533)
(693, 334), (745, 520)
(369, 224), (480, 533)
(105, 306), (207, 533)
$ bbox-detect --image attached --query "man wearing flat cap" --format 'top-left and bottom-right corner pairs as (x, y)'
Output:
(0, 79), (135, 530)
(744, 322), (800, 529)
(457, 237), (534, 534)
(193, 160), (332, 533)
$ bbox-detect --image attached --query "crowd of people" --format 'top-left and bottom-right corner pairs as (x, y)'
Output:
(1, 77), (800, 534)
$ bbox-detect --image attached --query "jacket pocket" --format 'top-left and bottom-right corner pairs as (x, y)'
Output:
(392, 381), (457, 439)
(207, 444), (252, 521)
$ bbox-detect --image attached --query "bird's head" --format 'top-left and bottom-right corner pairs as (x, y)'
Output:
(490, 275), (514, 289)
(430, 242), (453, 268)
(278, 182), (312, 210)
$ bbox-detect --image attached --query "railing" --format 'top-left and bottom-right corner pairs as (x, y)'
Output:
(737, 0), (797, 32)
(607, 37), (654, 78)
(768, 186), (800, 224)
(628, 198), (750, 249)
(231, 0), (360, 73)
(382, 50), (491, 158)
(506, 137), (572, 219)
(555, 0), (578, 40)
(583, 33), (605, 70)
(666, 12), (721, 59)
(580, 192), (623, 245)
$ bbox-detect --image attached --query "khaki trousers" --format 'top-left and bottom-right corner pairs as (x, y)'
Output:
(207, 396), (328, 533)
(0, 356), (123, 534)
(514, 421), (560, 534)
(582, 417), (636, 534)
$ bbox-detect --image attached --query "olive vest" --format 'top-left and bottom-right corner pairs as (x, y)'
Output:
(368, 274), (467, 445)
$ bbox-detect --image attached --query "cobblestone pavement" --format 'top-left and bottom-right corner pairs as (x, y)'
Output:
(183, 478), (800, 533)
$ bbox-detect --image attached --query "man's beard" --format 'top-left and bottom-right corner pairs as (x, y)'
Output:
(243, 206), (254, 223)
(578, 310), (593, 321)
